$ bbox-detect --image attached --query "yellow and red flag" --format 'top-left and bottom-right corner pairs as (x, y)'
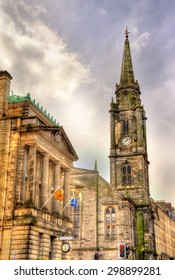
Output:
(53, 189), (64, 200)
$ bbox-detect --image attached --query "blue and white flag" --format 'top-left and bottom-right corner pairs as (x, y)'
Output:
(70, 198), (78, 207)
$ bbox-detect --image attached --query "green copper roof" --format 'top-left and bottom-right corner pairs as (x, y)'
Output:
(120, 38), (135, 84)
(8, 93), (59, 126)
(8, 93), (31, 103)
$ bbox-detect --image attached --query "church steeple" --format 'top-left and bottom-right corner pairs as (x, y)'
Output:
(110, 28), (150, 200)
(120, 27), (135, 85)
(109, 28), (153, 261)
(115, 27), (141, 110)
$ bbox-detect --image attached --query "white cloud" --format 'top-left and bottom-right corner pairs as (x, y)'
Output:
(132, 32), (150, 52)
(0, 0), (91, 101)
(1, 0), (175, 206)
(0, 0), (112, 179)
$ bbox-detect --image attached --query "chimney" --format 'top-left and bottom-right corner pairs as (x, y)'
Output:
(0, 70), (12, 117)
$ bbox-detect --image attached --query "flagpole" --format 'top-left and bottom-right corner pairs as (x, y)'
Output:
(60, 195), (77, 214)
(40, 185), (61, 210)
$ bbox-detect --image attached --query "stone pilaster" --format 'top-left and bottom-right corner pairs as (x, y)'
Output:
(63, 169), (70, 218)
(52, 238), (62, 260)
(25, 145), (36, 204)
(41, 153), (49, 210)
(52, 161), (61, 214)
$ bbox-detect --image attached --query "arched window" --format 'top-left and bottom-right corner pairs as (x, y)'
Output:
(122, 161), (132, 185)
(104, 207), (116, 239)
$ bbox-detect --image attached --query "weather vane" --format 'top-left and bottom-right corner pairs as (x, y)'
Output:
(124, 26), (130, 39)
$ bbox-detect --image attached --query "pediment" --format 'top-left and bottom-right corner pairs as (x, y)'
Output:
(39, 126), (78, 160)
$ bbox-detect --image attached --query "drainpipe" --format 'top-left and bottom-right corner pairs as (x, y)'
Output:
(94, 160), (99, 251)
(96, 172), (99, 251)
(0, 184), (7, 246)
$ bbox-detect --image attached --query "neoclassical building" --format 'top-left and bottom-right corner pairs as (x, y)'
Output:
(0, 70), (78, 259)
(0, 31), (175, 260)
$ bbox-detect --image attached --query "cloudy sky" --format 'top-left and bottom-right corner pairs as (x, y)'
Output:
(1, 0), (175, 206)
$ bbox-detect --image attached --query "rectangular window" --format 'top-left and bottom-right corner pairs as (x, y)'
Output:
(104, 207), (116, 240)
(74, 227), (79, 239)
(74, 216), (79, 226)
(49, 236), (54, 260)
(123, 120), (129, 133)
(144, 213), (149, 232)
(71, 195), (80, 240)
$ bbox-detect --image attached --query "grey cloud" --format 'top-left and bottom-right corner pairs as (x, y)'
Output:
(1, 0), (175, 204)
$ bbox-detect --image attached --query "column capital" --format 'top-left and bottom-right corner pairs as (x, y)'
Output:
(42, 151), (49, 157)
(64, 168), (71, 173)
(28, 143), (37, 149)
(54, 160), (61, 165)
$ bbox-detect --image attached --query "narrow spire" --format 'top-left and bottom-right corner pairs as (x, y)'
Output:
(94, 159), (98, 171)
(120, 26), (135, 85)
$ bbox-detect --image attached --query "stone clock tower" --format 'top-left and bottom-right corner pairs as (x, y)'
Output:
(109, 29), (156, 259)
(109, 28), (150, 205)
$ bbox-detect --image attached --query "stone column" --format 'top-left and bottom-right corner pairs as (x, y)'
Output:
(26, 144), (36, 204)
(52, 161), (61, 214)
(63, 169), (70, 218)
(41, 153), (49, 209)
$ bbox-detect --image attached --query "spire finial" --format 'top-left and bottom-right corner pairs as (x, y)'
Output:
(124, 26), (130, 39)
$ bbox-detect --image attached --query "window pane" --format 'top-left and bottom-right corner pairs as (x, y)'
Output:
(74, 227), (79, 239)
(106, 214), (110, 224)
(128, 175), (132, 184)
(112, 214), (115, 223)
(74, 215), (79, 226)
(122, 165), (126, 174)
(123, 120), (129, 133)
(125, 120), (128, 133)
(127, 165), (131, 174)
(122, 175), (127, 185)
(111, 207), (115, 223)
(111, 226), (116, 238)
(74, 201), (80, 213)
(105, 226), (110, 239)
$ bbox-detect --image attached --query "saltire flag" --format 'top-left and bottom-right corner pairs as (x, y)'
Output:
(70, 198), (78, 207)
(53, 189), (64, 200)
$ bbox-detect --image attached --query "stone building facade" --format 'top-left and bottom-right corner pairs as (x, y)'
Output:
(154, 201), (175, 259)
(0, 70), (78, 259)
(0, 31), (175, 260)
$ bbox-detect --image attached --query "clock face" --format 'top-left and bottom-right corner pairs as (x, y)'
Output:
(61, 242), (70, 253)
(121, 136), (131, 147)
